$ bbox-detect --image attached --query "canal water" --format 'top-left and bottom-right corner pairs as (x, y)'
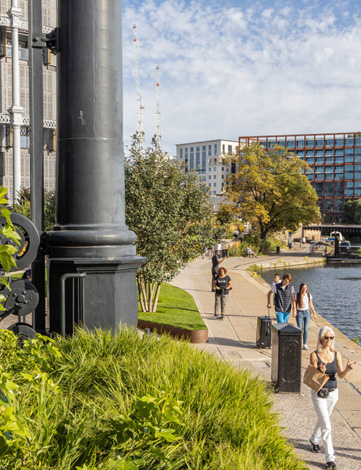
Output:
(262, 265), (361, 341)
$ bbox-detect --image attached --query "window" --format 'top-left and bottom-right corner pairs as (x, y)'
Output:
(306, 150), (314, 156)
(355, 137), (361, 145)
(345, 172), (353, 179)
(297, 140), (305, 147)
(315, 183), (323, 196)
(334, 200), (343, 213)
(316, 150), (324, 156)
(287, 140), (295, 148)
(325, 139), (333, 147)
(355, 181), (361, 188)
(222, 144), (225, 154)
(315, 167), (323, 173)
(355, 189), (361, 196)
(355, 155), (361, 162)
(306, 157), (314, 164)
(335, 157), (344, 164)
(335, 166), (343, 173)
(345, 138), (354, 146)
(345, 156), (354, 163)
(213, 183), (216, 187)
(306, 140), (314, 147)
(316, 140), (324, 147)
(325, 150), (333, 156)
(355, 165), (361, 171)
(346, 182), (354, 188)
(325, 157), (334, 164)
(345, 148), (354, 154)
(316, 157), (324, 164)
(356, 172), (361, 178)
(325, 183), (333, 196)
(335, 149), (344, 155)
(335, 139), (344, 146)
(214, 144), (217, 155)
(297, 151), (304, 157)
(214, 175), (216, 179)
(345, 189), (353, 196)
(208, 175), (211, 180)
(315, 174), (324, 180)
(179, 149), (183, 159)
(325, 167), (333, 173)
(278, 141), (285, 147)
(325, 200), (333, 211)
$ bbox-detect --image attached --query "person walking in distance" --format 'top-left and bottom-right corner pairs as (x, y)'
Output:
(267, 273), (281, 309)
(309, 327), (356, 470)
(211, 249), (226, 292)
(267, 273), (296, 323)
(214, 267), (232, 320)
(293, 282), (317, 350)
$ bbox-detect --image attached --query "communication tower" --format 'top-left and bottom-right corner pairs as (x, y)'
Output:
(132, 24), (145, 148)
(152, 66), (162, 150)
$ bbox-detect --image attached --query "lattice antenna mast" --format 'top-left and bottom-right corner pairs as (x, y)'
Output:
(132, 24), (145, 149)
(152, 66), (162, 150)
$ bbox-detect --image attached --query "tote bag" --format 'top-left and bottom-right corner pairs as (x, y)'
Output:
(303, 365), (329, 392)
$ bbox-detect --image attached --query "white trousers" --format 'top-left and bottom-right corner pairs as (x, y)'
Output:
(311, 388), (338, 462)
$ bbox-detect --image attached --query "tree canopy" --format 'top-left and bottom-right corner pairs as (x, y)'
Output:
(125, 143), (213, 312)
(341, 199), (361, 224)
(224, 143), (320, 251)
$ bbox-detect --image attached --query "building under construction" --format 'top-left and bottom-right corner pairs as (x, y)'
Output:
(239, 132), (361, 222)
(0, 0), (56, 199)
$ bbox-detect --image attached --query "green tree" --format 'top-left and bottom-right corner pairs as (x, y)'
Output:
(225, 143), (320, 252)
(342, 199), (361, 224)
(125, 144), (212, 312)
(12, 188), (56, 231)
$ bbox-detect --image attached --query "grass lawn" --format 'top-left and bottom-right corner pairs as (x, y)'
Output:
(138, 282), (207, 330)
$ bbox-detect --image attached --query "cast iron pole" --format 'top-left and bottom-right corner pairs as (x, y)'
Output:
(48, 0), (144, 334)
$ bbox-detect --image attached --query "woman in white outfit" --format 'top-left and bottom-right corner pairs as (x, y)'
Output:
(309, 326), (356, 470)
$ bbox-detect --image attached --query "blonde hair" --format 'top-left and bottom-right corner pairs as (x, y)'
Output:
(317, 326), (336, 353)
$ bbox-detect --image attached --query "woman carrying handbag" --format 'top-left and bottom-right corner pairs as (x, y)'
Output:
(309, 327), (356, 470)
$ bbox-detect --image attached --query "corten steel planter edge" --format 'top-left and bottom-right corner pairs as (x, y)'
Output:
(137, 320), (208, 344)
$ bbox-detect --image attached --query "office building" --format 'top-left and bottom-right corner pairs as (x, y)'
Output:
(239, 133), (361, 222)
(176, 139), (238, 197)
(0, 0), (57, 198)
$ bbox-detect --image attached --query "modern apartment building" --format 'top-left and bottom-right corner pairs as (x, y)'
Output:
(175, 139), (238, 197)
(0, 0), (57, 198)
(239, 133), (361, 222)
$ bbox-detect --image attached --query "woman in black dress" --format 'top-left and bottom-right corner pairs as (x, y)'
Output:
(213, 267), (232, 320)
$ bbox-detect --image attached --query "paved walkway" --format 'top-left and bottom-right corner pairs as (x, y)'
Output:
(171, 251), (361, 470)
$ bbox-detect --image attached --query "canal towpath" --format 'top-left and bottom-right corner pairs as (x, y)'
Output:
(171, 250), (361, 470)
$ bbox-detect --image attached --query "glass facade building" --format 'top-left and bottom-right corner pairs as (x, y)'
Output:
(176, 139), (238, 196)
(239, 133), (361, 222)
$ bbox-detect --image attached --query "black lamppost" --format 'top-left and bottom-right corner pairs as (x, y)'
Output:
(47, 0), (144, 334)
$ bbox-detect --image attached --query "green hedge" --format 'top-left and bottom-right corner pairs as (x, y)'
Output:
(0, 328), (306, 470)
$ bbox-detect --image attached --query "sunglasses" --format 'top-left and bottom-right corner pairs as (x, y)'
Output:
(323, 336), (334, 341)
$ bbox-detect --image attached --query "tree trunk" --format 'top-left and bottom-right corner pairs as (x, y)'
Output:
(137, 277), (163, 313)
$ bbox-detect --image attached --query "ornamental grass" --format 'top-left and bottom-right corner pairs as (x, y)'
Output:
(0, 327), (306, 470)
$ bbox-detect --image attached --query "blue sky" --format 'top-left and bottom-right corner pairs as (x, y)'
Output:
(122, 0), (361, 154)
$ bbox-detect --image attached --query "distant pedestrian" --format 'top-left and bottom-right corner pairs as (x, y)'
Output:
(22, 269), (31, 282)
(214, 267), (232, 320)
(245, 245), (257, 257)
(267, 273), (281, 309)
(211, 249), (226, 292)
(267, 273), (296, 323)
(293, 283), (317, 350)
(309, 327), (356, 470)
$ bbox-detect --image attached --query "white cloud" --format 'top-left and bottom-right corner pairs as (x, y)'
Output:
(122, 0), (361, 154)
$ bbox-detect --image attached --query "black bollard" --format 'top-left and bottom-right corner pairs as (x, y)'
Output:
(47, 0), (144, 335)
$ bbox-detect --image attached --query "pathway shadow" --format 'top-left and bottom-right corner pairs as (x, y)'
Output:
(210, 337), (257, 349)
(290, 437), (361, 465)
